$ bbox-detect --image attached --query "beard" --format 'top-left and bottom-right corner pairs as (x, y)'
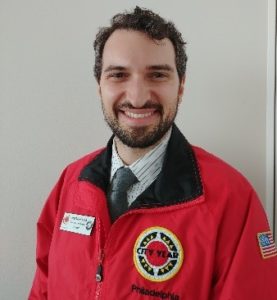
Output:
(102, 101), (178, 148)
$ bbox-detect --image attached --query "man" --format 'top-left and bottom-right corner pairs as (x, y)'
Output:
(29, 6), (277, 300)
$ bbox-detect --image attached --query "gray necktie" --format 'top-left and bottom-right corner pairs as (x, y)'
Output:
(108, 167), (138, 222)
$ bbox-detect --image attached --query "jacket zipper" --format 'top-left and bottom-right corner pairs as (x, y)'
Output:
(93, 211), (138, 298)
(95, 218), (105, 300)
(96, 248), (104, 281)
(93, 207), (139, 299)
(95, 249), (104, 300)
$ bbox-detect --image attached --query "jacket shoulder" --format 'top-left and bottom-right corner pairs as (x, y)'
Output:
(191, 145), (266, 224)
(62, 148), (106, 183)
(192, 145), (256, 197)
(193, 146), (250, 182)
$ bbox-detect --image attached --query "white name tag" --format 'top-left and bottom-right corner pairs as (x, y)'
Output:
(60, 212), (95, 236)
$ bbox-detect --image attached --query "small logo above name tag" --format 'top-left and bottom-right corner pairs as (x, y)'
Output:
(60, 212), (95, 236)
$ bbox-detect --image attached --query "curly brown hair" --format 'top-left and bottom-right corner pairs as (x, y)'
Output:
(93, 6), (187, 83)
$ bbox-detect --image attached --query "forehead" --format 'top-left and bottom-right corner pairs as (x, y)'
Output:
(101, 29), (176, 69)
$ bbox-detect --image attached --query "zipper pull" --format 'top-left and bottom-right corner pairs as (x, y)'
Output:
(96, 264), (103, 282)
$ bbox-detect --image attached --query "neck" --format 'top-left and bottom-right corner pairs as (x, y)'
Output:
(114, 138), (157, 165)
(114, 128), (172, 165)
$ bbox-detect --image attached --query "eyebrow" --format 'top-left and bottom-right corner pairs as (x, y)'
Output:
(103, 65), (126, 73)
(103, 64), (174, 73)
(146, 64), (174, 72)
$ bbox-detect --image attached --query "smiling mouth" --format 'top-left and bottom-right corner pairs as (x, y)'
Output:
(124, 111), (154, 119)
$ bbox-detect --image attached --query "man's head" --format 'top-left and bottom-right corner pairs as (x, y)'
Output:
(94, 6), (187, 83)
(94, 7), (187, 149)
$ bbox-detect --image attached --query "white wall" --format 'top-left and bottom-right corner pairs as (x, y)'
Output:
(0, 0), (268, 299)
(267, 0), (276, 235)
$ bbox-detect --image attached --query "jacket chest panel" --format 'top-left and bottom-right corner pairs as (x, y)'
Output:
(99, 204), (215, 299)
(48, 180), (215, 299)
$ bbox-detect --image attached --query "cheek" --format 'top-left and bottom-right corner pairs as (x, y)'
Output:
(156, 87), (180, 105)
(156, 91), (180, 116)
(155, 82), (179, 96)
(100, 84), (124, 103)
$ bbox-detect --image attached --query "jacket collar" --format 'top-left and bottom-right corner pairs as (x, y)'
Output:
(79, 124), (203, 208)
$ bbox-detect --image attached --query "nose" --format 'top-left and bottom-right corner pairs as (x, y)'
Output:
(125, 77), (151, 108)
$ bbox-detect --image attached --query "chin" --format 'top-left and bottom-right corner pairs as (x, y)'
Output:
(115, 126), (170, 149)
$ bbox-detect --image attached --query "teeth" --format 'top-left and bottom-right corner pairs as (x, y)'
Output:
(125, 111), (153, 119)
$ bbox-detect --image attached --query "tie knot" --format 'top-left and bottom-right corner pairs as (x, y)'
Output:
(112, 167), (138, 192)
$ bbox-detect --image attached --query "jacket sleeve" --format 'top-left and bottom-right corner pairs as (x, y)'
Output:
(211, 188), (277, 300)
(28, 170), (66, 300)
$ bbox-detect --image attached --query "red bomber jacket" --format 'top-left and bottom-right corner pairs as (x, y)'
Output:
(29, 125), (277, 300)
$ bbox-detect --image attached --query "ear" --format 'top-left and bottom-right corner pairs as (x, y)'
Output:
(178, 76), (185, 103)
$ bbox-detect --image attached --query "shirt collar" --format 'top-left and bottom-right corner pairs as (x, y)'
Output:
(110, 128), (172, 182)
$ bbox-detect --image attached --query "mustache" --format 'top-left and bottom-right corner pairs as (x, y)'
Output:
(116, 101), (163, 112)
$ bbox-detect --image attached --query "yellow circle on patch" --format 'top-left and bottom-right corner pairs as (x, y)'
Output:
(133, 226), (184, 282)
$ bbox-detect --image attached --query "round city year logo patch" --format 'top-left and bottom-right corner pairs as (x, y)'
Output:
(133, 227), (184, 282)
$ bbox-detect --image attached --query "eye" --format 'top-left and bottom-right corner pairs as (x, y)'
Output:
(107, 72), (128, 80)
(148, 72), (169, 80)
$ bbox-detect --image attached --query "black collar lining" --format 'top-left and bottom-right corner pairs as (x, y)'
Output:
(79, 124), (203, 208)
